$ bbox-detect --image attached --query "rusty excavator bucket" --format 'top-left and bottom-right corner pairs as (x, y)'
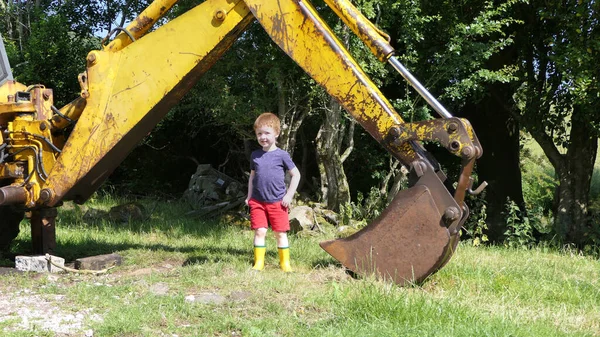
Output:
(321, 185), (456, 285)
(318, 115), (486, 286)
(320, 151), (482, 285)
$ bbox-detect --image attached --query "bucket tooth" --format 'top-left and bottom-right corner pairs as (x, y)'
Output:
(320, 185), (455, 285)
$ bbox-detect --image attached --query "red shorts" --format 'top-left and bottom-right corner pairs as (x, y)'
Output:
(248, 198), (290, 232)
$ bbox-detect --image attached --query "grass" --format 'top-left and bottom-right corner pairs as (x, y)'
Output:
(1, 195), (600, 337)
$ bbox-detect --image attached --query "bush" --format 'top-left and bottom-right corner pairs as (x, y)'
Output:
(503, 199), (536, 248)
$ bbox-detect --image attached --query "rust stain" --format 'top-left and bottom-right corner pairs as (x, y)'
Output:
(130, 15), (154, 34)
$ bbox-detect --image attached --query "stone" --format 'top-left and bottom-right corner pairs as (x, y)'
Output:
(15, 255), (65, 273)
(75, 253), (122, 271)
(149, 282), (169, 296)
(182, 164), (244, 210)
(289, 206), (315, 233)
(108, 202), (146, 222)
(317, 208), (340, 226)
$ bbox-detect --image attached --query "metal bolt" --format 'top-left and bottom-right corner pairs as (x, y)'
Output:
(39, 122), (47, 131)
(39, 189), (53, 203)
(461, 145), (474, 159)
(214, 9), (227, 21)
(447, 122), (459, 134)
(87, 53), (97, 64)
(444, 207), (460, 222)
(388, 126), (401, 138)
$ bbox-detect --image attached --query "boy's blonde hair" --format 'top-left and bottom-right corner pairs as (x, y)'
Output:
(254, 112), (281, 134)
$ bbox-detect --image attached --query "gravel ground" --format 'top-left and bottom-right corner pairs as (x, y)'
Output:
(0, 269), (100, 336)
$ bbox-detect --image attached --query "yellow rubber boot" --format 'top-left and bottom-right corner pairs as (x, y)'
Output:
(252, 246), (266, 271)
(278, 247), (292, 272)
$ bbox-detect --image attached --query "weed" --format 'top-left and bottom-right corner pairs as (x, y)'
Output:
(462, 197), (489, 246)
(503, 198), (535, 247)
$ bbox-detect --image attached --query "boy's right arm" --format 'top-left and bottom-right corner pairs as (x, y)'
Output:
(245, 170), (255, 206)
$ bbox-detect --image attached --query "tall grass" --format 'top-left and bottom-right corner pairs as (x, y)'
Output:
(1, 194), (599, 337)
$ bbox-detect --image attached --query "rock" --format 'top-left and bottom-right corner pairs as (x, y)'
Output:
(316, 208), (340, 226)
(149, 282), (169, 296)
(182, 164), (245, 210)
(75, 253), (122, 271)
(336, 226), (360, 238)
(108, 202), (147, 222)
(82, 208), (109, 222)
(185, 292), (226, 305)
(288, 206), (315, 233)
(229, 291), (251, 302)
(15, 255), (65, 273)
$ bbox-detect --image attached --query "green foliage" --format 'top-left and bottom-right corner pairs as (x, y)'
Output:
(14, 15), (99, 105)
(462, 196), (489, 246)
(503, 198), (536, 248)
(520, 139), (557, 230)
(440, 0), (524, 101)
(340, 186), (387, 227)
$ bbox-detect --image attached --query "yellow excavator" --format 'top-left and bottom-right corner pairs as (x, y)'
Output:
(0, 0), (486, 285)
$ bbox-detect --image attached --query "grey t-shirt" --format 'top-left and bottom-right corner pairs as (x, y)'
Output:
(250, 148), (296, 202)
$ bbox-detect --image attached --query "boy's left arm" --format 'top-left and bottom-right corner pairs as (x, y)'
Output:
(282, 167), (301, 208)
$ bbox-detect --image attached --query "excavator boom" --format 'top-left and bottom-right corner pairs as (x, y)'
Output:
(0, 0), (484, 285)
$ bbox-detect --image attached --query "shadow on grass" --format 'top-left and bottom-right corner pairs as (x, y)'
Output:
(7, 238), (200, 262)
(6, 205), (248, 263)
(183, 246), (250, 266)
(5, 201), (350, 271)
(311, 258), (343, 270)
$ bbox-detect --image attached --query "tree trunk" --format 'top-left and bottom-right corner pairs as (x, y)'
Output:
(461, 96), (525, 242)
(313, 24), (353, 211)
(273, 71), (309, 158)
(552, 106), (597, 244)
(459, 43), (526, 242)
(315, 97), (351, 211)
(519, 3), (599, 246)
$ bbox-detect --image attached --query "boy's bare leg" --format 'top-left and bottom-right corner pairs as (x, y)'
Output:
(274, 231), (288, 248)
(275, 231), (292, 272)
(252, 228), (268, 271)
(254, 228), (268, 246)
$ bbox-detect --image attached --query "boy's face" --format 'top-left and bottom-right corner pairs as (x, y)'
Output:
(255, 125), (278, 151)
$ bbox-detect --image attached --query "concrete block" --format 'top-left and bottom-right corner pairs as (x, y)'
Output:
(75, 253), (122, 270)
(15, 255), (65, 273)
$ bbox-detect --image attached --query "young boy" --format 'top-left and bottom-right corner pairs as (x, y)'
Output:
(245, 112), (300, 272)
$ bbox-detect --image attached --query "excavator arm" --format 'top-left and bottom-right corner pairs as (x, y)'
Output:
(0, 0), (485, 285)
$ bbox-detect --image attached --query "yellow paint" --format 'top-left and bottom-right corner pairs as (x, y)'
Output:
(244, 0), (416, 162)
(105, 0), (180, 52)
(324, 0), (394, 61)
(43, 0), (254, 205)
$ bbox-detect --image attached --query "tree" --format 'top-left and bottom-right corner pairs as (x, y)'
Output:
(516, 0), (599, 245)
